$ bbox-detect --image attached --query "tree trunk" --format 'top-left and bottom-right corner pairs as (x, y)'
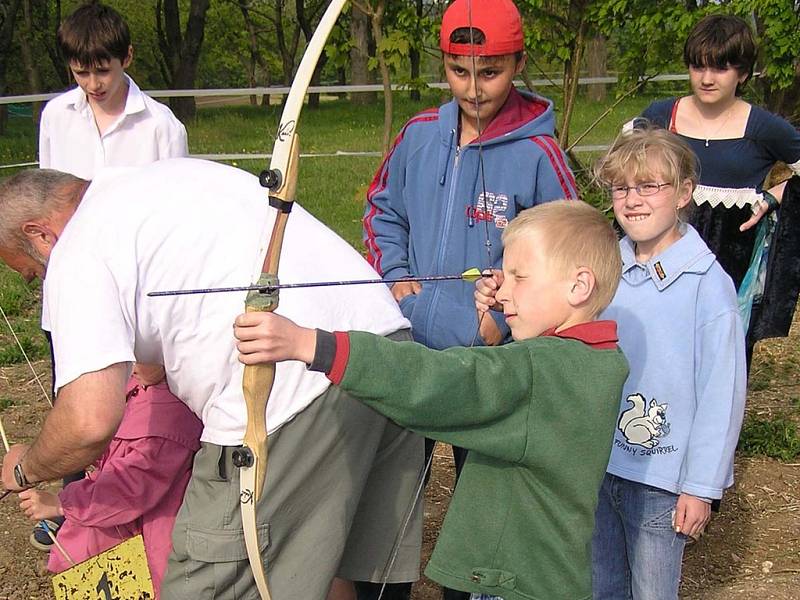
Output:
(586, 34), (607, 103)
(156, 0), (211, 122)
(0, 0), (22, 135)
(43, 0), (68, 87)
(558, 5), (589, 148)
(19, 0), (42, 122)
(368, 2), (392, 154)
(409, 0), (423, 101)
(350, 2), (375, 105)
(238, 1), (271, 107)
(296, 0), (327, 109)
(276, 1), (291, 83)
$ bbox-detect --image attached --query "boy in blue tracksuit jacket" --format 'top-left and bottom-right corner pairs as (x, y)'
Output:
(362, 1), (576, 599)
(363, 0), (576, 352)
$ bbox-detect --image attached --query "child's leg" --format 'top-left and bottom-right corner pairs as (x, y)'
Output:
(618, 478), (686, 600)
(592, 473), (632, 600)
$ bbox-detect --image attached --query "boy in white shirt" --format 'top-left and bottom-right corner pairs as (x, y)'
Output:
(38, 2), (187, 179)
(34, 1), (187, 550)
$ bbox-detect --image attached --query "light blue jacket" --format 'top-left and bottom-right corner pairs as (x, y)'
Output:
(601, 225), (746, 499)
(363, 89), (577, 349)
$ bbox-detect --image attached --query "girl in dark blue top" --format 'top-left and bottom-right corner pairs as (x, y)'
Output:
(639, 14), (800, 353)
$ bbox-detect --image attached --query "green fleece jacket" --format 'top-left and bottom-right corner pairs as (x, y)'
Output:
(322, 322), (628, 600)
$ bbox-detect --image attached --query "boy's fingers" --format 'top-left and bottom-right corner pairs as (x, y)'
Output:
(234, 312), (275, 328)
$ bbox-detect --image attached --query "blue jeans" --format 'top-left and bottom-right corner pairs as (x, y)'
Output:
(592, 473), (687, 600)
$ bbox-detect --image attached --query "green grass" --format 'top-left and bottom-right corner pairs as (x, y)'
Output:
(0, 266), (48, 365)
(738, 415), (800, 461)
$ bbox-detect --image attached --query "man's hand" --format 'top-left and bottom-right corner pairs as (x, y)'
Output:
(234, 312), (317, 365)
(475, 269), (504, 314)
(673, 493), (711, 539)
(1, 444), (30, 492)
(390, 280), (421, 303)
(19, 488), (62, 521)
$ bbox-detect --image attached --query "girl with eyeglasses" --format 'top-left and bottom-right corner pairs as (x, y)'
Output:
(592, 127), (746, 600)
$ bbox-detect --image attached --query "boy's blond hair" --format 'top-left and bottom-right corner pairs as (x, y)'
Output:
(502, 200), (622, 317)
(594, 128), (698, 219)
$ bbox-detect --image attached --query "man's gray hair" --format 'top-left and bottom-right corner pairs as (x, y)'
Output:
(0, 169), (84, 252)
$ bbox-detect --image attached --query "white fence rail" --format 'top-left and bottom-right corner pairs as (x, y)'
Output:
(0, 144), (615, 171)
(0, 74), (689, 106)
(0, 76), (679, 168)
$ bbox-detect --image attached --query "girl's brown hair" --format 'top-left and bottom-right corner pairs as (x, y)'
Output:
(683, 14), (756, 95)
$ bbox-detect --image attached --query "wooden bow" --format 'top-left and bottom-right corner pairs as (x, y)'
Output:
(232, 2), (350, 598)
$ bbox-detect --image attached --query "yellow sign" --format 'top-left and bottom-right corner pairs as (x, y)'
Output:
(52, 534), (154, 600)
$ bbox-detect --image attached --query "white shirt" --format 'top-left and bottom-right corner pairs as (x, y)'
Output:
(42, 159), (410, 445)
(38, 75), (188, 179)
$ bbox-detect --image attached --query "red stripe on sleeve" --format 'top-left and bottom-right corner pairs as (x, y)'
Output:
(363, 111), (439, 274)
(541, 136), (578, 197)
(530, 136), (574, 199)
(328, 331), (351, 385)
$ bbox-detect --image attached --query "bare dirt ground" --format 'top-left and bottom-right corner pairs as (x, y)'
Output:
(1, 336), (798, 599)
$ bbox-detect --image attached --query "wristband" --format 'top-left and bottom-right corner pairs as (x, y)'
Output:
(760, 190), (779, 214)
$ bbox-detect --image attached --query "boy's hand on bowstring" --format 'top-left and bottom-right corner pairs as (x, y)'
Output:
(19, 488), (62, 521)
(390, 280), (422, 302)
(475, 269), (504, 314)
(234, 312), (317, 365)
(673, 493), (710, 540)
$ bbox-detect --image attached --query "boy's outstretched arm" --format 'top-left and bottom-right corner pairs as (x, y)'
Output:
(235, 312), (317, 365)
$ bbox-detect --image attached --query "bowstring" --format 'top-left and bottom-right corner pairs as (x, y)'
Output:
(468, 0), (493, 348)
(376, 3), (493, 598)
(0, 303), (52, 407)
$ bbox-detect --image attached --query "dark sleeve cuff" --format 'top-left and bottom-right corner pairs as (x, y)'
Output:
(309, 330), (351, 385)
(309, 329), (336, 373)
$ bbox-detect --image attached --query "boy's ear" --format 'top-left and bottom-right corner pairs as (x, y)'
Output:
(123, 45), (133, 69)
(568, 267), (595, 307)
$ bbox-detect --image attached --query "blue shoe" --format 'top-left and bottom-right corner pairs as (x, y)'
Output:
(29, 518), (63, 552)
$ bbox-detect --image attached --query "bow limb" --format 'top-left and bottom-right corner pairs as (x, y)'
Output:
(236, 2), (349, 599)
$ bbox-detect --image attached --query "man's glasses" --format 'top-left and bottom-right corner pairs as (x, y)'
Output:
(610, 182), (672, 199)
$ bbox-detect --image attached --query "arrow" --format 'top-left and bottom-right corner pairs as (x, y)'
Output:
(147, 268), (488, 297)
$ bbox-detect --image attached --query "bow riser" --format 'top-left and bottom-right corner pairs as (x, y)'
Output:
(238, 2), (349, 598)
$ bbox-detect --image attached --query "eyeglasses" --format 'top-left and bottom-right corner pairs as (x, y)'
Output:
(610, 182), (672, 199)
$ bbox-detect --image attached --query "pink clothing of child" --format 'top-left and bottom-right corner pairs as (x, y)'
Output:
(48, 377), (202, 597)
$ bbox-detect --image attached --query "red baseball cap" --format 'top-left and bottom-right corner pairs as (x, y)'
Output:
(439, 0), (524, 56)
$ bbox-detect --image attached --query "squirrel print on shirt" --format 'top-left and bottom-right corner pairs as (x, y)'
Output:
(618, 393), (670, 449)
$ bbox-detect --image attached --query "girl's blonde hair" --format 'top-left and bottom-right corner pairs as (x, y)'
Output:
(594, 127), (698, 217)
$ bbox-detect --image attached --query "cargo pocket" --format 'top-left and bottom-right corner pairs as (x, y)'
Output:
(182, 524), (271, 599)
